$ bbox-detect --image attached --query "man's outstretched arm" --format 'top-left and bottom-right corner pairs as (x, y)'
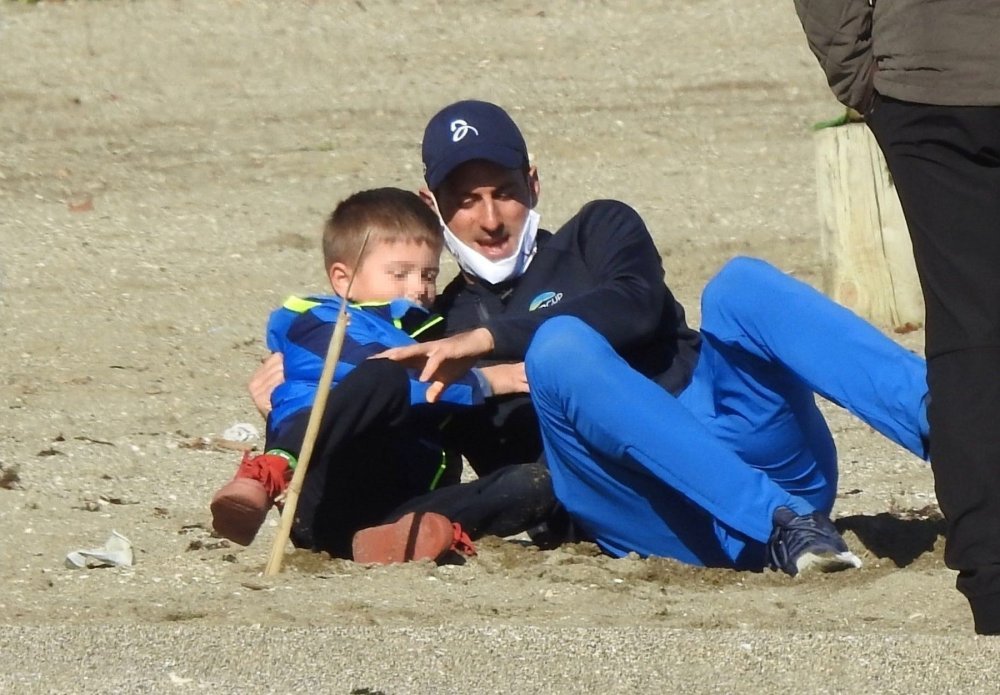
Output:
(249, 352), (284, 417)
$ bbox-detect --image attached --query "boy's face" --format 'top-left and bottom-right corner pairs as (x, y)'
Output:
(330, 239), (440, 307)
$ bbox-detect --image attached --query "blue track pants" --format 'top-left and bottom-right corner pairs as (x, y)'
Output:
(525, 257), (929, 569)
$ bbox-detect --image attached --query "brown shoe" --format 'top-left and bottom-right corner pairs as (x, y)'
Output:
(351, 511), (477, 565)
(210, 452), (292, 546)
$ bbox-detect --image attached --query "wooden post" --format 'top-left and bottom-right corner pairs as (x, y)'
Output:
(814, 123), (924, 330)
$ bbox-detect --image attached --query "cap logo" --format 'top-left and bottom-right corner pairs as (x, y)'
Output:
(449, 119), (479, 142)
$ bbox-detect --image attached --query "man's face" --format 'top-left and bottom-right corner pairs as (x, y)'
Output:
(431, 160), (539, 262)
(342, 239), (440, 307)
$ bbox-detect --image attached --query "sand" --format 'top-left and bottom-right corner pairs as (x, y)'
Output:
(2, 1), (997, 692)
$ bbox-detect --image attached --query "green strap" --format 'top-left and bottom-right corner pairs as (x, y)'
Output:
(410, 314), (445, 339)
(282, 296), (321, 314)
(428, 451), (448, 491)
(266, 448), (299, 470)
(428, 415), (457, 490)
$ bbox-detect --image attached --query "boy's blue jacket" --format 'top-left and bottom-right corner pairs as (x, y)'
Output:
(266, 295), (485, 440)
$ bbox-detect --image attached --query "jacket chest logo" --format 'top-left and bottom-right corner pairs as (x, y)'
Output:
(529, 291), (564, 311)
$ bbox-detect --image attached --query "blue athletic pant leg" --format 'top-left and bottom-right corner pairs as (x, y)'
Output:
(525, 316), (807, 566)
(682, 333), (839, 513)
(701, 257), (929, 460)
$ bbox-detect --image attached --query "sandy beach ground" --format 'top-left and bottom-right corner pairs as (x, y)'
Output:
(2, 1), (997, 692)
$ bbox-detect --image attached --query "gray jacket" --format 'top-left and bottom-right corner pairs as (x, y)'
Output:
(794, 0), (1000, 109)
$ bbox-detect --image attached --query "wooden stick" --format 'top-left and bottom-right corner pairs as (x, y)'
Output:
(264, 231), (371, 576)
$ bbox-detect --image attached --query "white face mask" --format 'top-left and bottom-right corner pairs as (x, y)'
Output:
(430, 194), (540, 285)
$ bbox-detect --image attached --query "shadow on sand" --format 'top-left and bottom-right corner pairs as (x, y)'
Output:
(837, 511), (946, 568)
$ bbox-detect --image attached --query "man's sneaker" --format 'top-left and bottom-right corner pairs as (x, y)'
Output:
(210, 452), (292, 546)
(352, 511), (476, 565)
(767, 506), (862, 576)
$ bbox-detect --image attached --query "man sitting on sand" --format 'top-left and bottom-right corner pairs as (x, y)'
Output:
(255, 100), (932, 576)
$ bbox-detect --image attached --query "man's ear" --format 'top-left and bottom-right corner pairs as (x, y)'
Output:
(420, 186), (449, 229)
(328, 262), (352, 298)
(418, 187), (436, 210)
(527, 165), (540, 207)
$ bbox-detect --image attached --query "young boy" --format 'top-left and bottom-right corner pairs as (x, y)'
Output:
(210, 187), (543, 562)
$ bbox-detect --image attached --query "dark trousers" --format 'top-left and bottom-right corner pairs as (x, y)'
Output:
(440, 393), (542, 477)
(269, 359), (557, 558)
(867, 93), (1000, 633)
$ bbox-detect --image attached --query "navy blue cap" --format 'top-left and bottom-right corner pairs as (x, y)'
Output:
(422, 100), (529, 190)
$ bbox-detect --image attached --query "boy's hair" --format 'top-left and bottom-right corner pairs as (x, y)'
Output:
(322, 187), (442, 269)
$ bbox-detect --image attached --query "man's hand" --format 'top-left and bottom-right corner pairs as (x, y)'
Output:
(478, 362), (529, 397)
(248, 352), (285, 418)
(376, 327), (495, 403)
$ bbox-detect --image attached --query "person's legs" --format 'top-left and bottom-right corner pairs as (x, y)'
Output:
(699, 256), (929, 464)
(679, 329), (840, 515)
(385, 461), (560, 540)
(441, 395), (542, 477)
(350, 461), (562, 565)
(285, 359), (426, 557)
(285, 360), (559, 559)
(867, 94), (1000, 633)
(525, 316), (816, 568)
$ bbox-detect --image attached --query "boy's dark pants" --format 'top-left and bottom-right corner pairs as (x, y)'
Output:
(868, 94), (1000, 633)
(269, 359), (557, 559)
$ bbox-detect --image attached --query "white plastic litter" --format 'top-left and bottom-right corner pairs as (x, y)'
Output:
(221, 422), (260, 443)
(65, 530), (134, 569)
